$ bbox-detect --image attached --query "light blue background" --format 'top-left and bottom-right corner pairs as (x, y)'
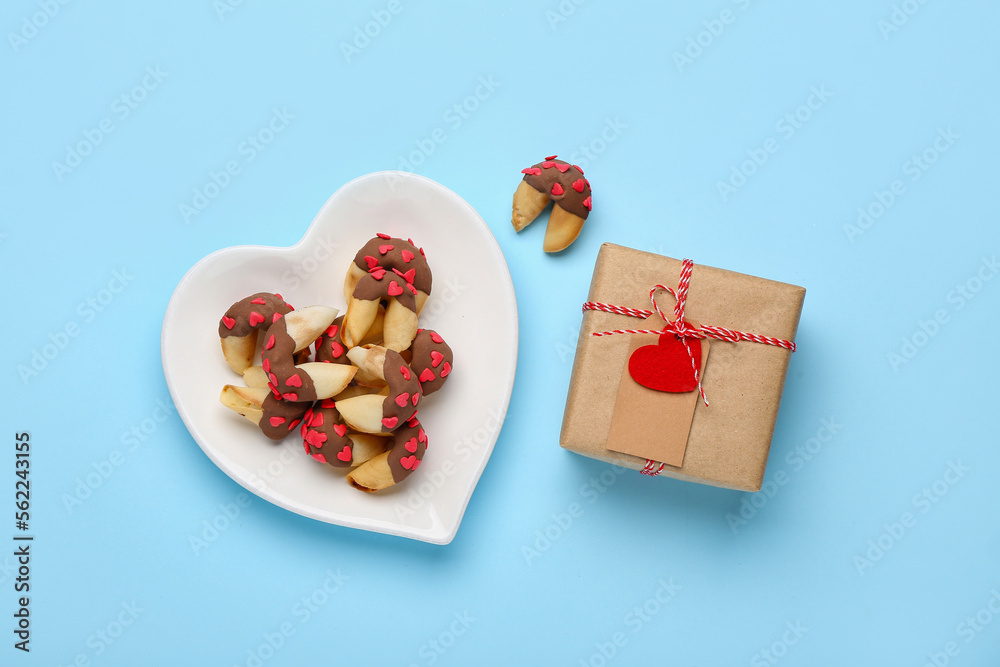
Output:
(3, 0), (999, 665)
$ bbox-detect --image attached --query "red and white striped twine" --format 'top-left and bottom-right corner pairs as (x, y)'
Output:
(582, 259), (796, 477)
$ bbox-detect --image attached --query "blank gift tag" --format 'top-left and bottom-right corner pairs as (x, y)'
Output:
(605, 333), (710, 468)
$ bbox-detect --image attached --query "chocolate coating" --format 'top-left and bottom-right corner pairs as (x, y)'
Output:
(301, 400), (354, 467)
(380, 349), (422, 432)
(386, 416), (427, 483)
(260, 316), (319, 402)
(353, 268), (417, 313)
(410, 329), (453, 396)
(219, 292), (293, 338)
(352, 235), (432, 294)
(259, 394), (309, 440)
(521, 157), (592, 220)
(314, 316), (350, 366)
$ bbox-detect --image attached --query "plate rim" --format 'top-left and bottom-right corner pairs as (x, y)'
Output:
(160, 170), (518, 545)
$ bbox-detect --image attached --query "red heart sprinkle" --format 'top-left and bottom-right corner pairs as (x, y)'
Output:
(430, 351), (444, 368)
(320, 398), (336, 409)
(407, 283), (417, 295)
(268, 372), (278, 386)
(418, 428), (427, 443)
(430, 331), (444, 344)
(572, 179), (586, 193)
(400, 268), (416, 283)
(333, 423), (347, 437)
(521, 167), (542, 176)
(287, 419), (301, 431)
(400, 455), (417, 470)
(337, 446), (352, 462)
(551, 182), (564, 196)
(412, 393), (419, 406)
(248, 311), (265, 326)
(400, 365), (411, 381)
(395, 393), (410, 407)
(404, 438), (418, 453)
(272, 312), (282, 323)
(285, 374), (303, 388)
(250, 297), (266, 305)
(376, 232), (391, 240)
(326, 324), (338, 337)
(265, 335), (275, 350)
(419, 368), (435, 383)
(283, 392), (298, 401)
(545, 154), (558, 160)
(312, 453), (328, 464)
(574, 165), (584, 174)
(222, 316), (236, 330)
(306, 430), (327, 447)
(440, 361), (452, 377)
(274, 293), (283, 300)
(556, 163), (571, 173)
(311, 411), (324, 427)
(583, 196), (592, 210)
(269, 417), (286, 427)
(387, 281), (404, 296)
(262, 358), (270, 373)
(370, 268), (386, 280)
(382, 417), (398, 430)
(401, 250), (415, 263)
(379, 244), (394, 255)
(330, 342), (344, 358)
(542, 161), (556, 169)
(364, 255), (379, 269)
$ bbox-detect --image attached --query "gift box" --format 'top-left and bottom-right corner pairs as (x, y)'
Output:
(559, 243), (805, 492)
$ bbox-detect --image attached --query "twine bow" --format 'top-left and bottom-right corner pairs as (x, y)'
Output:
(582, 259), (796, 476)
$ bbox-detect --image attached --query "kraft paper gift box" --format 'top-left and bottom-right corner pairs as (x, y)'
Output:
(559, 243), (805, 492)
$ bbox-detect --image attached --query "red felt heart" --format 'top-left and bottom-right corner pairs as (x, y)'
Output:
(628, 334), (702, 393)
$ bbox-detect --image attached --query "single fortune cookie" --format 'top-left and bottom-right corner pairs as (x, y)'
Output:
(512, 155), (592, 252)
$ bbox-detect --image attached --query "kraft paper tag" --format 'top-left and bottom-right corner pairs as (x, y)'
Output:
(605, 334), (710, 468)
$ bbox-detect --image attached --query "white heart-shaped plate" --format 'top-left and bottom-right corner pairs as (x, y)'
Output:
(161, 171), (518, 544)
